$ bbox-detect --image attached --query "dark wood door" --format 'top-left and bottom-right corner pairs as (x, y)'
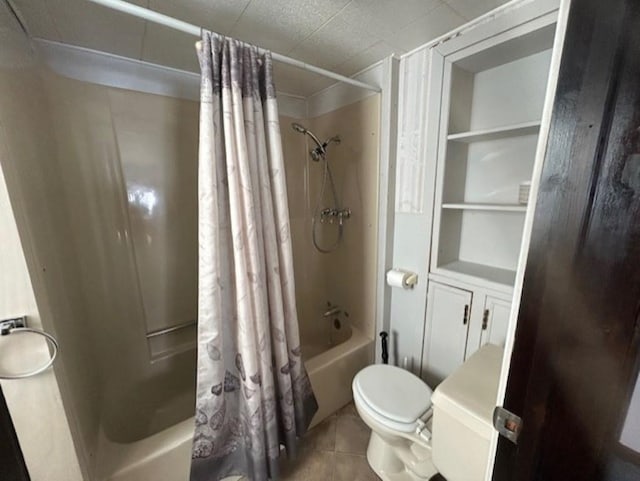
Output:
(493, 0), (640, 480)
(0, 386), (30, 481)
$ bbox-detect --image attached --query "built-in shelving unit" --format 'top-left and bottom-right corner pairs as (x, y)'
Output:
(441, 203), (527, 212)
(437, 260), (517, 287)
(419, 2), (559, 386)
(430, 29), (555, 292)
(447, 120), (541, 142)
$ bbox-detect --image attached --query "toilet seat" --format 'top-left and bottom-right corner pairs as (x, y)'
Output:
(353, 364), (433, 433)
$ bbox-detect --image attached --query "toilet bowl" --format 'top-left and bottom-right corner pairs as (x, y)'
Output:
(352, 344), (503, 481)
(353, 364), (438, 481)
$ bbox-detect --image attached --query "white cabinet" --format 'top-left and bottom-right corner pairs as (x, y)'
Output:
(417, 7), (559, 385)
(389, 1), (561, 382)
(479, 295), (511, 348)
(422, 279), (511, 384)
(423, 282), (472, 382)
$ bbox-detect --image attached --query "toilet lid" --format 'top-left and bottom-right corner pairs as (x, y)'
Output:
(353, 364), (432, 424)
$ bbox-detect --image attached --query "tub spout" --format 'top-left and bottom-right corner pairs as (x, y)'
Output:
(323, 306), (341, 317)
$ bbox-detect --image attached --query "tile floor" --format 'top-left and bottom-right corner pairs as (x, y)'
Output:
(279, 403), (381, 481)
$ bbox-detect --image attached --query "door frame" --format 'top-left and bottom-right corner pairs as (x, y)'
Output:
(484, 0), (572, 477)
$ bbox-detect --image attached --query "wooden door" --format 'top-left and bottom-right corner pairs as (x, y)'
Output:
(422, 281), (472, 384)
(494, 0), (640, 479)
(478, 296), (510, 348)
(0, 386), (30, 481)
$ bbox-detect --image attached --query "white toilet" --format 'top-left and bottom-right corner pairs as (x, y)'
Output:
(352, 344), (503, 481)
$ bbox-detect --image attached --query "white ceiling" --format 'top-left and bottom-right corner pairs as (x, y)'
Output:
(7, 0), (510, 96)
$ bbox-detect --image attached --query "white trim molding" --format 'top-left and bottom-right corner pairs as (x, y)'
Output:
(374, 55), (401, 363)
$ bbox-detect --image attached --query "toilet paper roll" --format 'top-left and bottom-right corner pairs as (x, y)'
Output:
(386, 269), (418, 289)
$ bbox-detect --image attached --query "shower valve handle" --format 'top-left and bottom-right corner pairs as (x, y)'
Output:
(320, 208), (351, 224)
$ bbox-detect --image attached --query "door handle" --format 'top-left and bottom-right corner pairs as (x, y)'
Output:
(463, 304), (469, 325)
(482, 309), (489, 330)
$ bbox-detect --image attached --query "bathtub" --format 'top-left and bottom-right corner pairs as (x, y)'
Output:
(94, 327), (373, 481)
(305, 326), (373, 427)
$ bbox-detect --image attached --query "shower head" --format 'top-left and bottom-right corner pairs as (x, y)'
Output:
(291, 123), (307, 134)
(291, 122), (325, 160)
(291, 123), (341, 161)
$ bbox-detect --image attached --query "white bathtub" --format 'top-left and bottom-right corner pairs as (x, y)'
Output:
(95, 327), (373, 481)
(305, 326), (373, 427)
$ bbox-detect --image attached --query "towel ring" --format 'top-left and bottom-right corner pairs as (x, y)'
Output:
(0, 327), (59, 380)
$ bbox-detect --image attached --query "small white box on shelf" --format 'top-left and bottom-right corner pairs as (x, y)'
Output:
(518, 181), (531, 205)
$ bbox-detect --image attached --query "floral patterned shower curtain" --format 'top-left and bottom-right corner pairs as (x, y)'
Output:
(191, 31), (318, 481)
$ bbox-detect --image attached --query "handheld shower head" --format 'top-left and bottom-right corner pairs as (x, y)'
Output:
(291, 122), (325, 160)
(291, 123), (341, 161)
(291, 123), (307, 134)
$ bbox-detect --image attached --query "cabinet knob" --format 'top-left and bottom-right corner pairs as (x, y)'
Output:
(463, 304), (469, 325)
(482, 309), (489, 330)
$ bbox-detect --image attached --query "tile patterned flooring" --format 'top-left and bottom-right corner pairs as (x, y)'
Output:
(279, 403), (381, 481)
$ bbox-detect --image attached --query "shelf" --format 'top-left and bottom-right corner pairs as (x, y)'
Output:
(442, 203), (527, 212)
(447, 121), (541, 143)
(437, 260), (516, 287)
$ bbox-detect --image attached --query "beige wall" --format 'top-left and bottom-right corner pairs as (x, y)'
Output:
(282, 96), (380, 343)
(0, 10), (86, 480)
(0, 151), (84, 481)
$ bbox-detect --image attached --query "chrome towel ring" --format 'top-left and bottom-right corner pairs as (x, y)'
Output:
(0, 317), (59, 380)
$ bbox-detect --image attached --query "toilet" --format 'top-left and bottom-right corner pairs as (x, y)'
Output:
(352, 344), (503, 481)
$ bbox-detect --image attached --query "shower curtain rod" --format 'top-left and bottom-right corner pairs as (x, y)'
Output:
(86, 0), (381, 93)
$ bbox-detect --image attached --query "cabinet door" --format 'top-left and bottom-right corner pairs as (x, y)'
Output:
(422, 281), (473, 383)
(479, 295), (511, 347)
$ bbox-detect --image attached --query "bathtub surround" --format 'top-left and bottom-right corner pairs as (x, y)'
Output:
(280, 81), (381, 428)
(0, 18), (384, 479)
(287, 95), (381, 345)
(0, 12), (95, 479)
(193, 33), (317, 481)
(309, 96), (380, 339)
(42, 72), (199, 445)
(0, 54), (374, 479)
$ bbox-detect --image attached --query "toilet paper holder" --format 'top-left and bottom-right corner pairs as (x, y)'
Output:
(386, 269), (418, 289)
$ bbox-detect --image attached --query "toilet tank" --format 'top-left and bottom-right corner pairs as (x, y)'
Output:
(430, 344), (503, 481)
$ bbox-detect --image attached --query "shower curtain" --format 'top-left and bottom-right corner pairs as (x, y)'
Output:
(191, 32), (318, 481)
